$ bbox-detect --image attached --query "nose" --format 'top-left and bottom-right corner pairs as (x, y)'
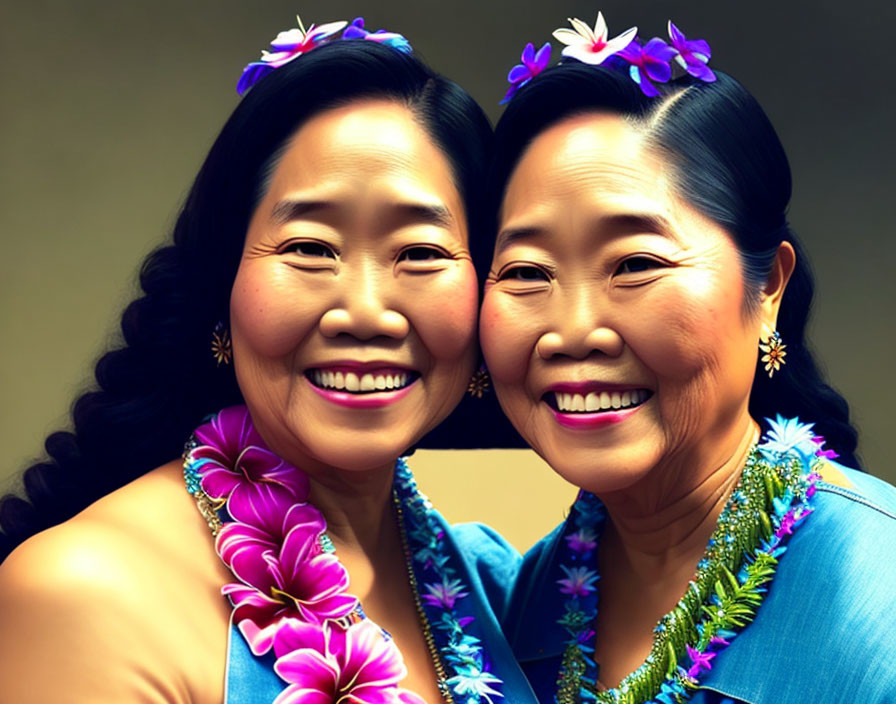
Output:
(535, 288), (623, 360)
(318, 263), (409, 341)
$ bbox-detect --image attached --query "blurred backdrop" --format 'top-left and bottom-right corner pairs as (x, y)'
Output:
(2, 0), (893, 552)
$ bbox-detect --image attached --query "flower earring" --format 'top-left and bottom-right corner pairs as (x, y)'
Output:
(467, 365), (490, 398)
(211, 322), (232, 366)
(759, 327), (786, 378)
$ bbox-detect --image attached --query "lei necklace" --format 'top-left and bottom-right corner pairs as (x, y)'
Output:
(553, 416), (831, 704)
(182, 405), (504, 704)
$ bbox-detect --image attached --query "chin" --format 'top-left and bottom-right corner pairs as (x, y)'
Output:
(535, 438), (661, 496)
(307, 429), (420, 473)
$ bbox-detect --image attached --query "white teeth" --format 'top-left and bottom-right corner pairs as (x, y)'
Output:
(553, 388), (650, 413)
(312, 369), (412, 393)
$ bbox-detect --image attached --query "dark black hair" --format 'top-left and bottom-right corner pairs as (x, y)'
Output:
(0, 39), (498, 561)
(489, 62), (860, 468)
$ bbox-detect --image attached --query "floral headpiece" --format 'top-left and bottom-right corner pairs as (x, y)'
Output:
(237, 15), (412, 95)
(501, 11), (715, 103)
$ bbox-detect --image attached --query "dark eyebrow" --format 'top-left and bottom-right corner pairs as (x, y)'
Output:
(392, 202), (455, 229)
(270, 199), (333, 225)
(495, 213), (676, 254)
(270, 199), (455, 229)
(494, 226), (543, 255)
(598, 213), (676, 238)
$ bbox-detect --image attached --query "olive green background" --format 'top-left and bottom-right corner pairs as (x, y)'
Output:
(2, 1), (893, 551)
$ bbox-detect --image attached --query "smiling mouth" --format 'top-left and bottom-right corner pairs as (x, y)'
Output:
(306, 368), (418, 395)
(544, 388), (653, 413)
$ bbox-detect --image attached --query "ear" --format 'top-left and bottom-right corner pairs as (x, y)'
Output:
(759, 241), (796, 329)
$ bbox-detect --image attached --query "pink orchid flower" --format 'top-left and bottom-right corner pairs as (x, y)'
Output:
(273, 619), (418, 704)
(552, 13), (637, 65)
(192, 405), (309, 531)
(220, 516), (357, 655)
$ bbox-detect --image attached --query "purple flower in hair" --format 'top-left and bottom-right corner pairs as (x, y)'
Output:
(501, 42), (552, 104)
(668, 21), (716, 82)
(237, 16), (348, 95)
(343, 17), (412, 53)
(619, 37), (677, 97)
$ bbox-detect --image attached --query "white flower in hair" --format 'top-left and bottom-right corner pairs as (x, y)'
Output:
(553, 12), (638, 65)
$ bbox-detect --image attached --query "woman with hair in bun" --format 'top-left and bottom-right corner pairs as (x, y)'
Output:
(482, 12), (896, 703)
(0, 17), (536, 704)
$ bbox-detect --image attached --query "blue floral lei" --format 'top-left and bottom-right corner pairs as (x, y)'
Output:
(553, 416), (828, 704)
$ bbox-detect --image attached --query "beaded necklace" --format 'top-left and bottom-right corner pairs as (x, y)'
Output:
(553, 416), (826, 704)
(182, 405), (504, 704)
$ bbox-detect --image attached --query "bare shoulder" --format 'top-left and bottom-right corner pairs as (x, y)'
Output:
(0, 460), (232, 703)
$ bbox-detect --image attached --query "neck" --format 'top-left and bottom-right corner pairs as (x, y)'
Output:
(306, 461), (398, 557)
(599, 414), (759, 576)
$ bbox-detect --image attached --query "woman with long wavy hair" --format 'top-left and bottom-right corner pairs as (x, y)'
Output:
(0, 18), (536, 704)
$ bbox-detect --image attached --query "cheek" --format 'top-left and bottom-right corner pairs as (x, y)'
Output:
(408, 262), (478, 361)
(628, 274), (752, 385)
(229, 263), (321, 358)
(479, 289), (536, 384)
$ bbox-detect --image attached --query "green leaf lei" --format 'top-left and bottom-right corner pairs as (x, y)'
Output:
(554, 417), (825, 704)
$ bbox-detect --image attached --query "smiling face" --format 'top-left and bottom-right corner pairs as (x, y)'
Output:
(230, 99), (477, 473)
(481, 113), (766, 494)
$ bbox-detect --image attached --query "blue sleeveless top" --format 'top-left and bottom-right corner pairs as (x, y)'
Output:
(223, 518), (539, 703)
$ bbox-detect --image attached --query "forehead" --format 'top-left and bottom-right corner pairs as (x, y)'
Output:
(502, 112), (673, 223)
(265, 99), (460, 205)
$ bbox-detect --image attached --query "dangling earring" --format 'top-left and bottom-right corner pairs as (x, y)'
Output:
(759, 327), (786, 378)
(211, 322), (232, 366)
(467, 365), (490, 398)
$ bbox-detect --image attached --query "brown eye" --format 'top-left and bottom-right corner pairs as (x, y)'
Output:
(616, 256), (664, 274)
(398, 246), (448, 262)
(284, 241), (336, 258)
(499, 265), (550, 282)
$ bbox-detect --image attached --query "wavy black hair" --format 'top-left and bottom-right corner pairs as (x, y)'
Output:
(0, 39), (505, 562)
(488, 62), (860, 468)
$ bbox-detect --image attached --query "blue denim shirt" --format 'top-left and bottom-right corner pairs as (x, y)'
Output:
(504, 466), (896, 704)
(224, 518), (538, 703)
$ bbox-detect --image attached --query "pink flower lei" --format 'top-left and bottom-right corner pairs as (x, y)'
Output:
(183, 405), (503, 703)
